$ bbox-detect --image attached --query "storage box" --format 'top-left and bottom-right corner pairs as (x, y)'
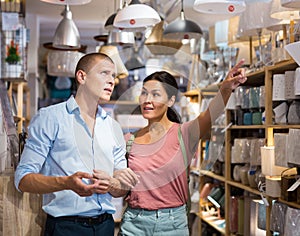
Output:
(274, 133), (289, 167)
(260, 146), (288, 176)
(266, 176), (281, 198)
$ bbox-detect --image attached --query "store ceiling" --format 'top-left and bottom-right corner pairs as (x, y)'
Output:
(26, 0), (263, 50)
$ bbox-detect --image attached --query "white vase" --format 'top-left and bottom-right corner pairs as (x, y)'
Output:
(5, 63), (22, 78)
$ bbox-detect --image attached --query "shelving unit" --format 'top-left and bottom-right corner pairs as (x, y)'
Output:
(197, 59), (300, 236)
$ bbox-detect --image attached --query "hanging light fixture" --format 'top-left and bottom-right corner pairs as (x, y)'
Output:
(270, 0), (300, 43)
(281, 0), (300, 8)
(40, 0), (91, 5)
(163, 0), (203, 40)
(52, 4), (81, 49)
(99, 45), (129, 79)
(113, 0), (161, 30)
(145, 21), (183, 55)
(193, 0), (246, 14)
(125, 45), (145, 70)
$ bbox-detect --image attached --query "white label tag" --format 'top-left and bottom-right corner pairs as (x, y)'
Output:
(260, 193), (269, 206)
(287, 178), (300, 192)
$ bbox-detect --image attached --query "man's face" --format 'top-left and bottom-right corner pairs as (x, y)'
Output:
(85, 58), (116, 102)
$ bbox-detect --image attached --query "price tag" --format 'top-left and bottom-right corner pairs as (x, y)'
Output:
(287, 178), (300, 192)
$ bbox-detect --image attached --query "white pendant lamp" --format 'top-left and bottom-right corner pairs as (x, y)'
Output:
(163, 0), (202, 40)
(193, 0), (246, 14)
(52, 5), (81, 49)
(281, 0), (300, 8)
(113, 0), (161, 30)
(40, 0), (91, 5)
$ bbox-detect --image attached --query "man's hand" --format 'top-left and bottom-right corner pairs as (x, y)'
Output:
(66, 171), (96, 196)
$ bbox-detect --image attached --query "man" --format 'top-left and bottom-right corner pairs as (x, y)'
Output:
(14, 53), (138, 236)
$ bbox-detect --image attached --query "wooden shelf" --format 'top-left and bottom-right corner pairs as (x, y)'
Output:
(199, 170), (226, 182)
(277, 198), (300, 209)
(227, 180), (261, 196)
(198, 59), (300, 236)
(230, 125), (265, 129)
(196, 212), (225, 235)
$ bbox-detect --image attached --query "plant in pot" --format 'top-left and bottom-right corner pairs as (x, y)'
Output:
(5, 40), (22, 78)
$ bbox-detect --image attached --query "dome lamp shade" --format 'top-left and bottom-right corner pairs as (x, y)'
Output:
(193, 0), (246, 14)
(52, 5), (81, 49)
(113, 0), (161, 30)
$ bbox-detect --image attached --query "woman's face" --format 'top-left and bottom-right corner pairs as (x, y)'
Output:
(139, 80), (171, 121)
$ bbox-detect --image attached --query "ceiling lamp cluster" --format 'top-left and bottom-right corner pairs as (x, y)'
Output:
(193, 0), (246, 15)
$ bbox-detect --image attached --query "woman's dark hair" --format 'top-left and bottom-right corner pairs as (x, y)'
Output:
(141, 71), (182, 123)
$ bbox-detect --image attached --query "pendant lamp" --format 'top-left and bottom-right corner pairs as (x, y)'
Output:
(99, 45), (129, 79)
(145, 21), (182, 55)
(107, 30), (135, 46)
(125, 46), (145, 70)
(40, 0), (91, 5)
(193, 0), (246, 14)
(113, 0), (161, 30)
(163, 0), (202, 40)
(281, 0), (300, 8)
(52, 5), (81, 49)
(270, 0), (300, 43)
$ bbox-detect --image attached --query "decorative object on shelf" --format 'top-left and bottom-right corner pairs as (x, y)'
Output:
(0, 0), (22, 13)
(113, 0), (161, 30)
(284, 206), (300, 235)
(207, 186), (225, 218)
(163, 0), (202, 40)
(284, 41), (300, 65)
(280, 168), (298, 201)
(193, 0), (246, 14)
(4, 40), (22, 78)
(145, 21), (182, 55)
(270, 201), (288, 234)
(52, 4), (81, 49)
(5, 39), (20, 64)
(261, 146), (288, 176)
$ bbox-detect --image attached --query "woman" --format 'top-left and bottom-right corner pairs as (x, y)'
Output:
(117, 59), (247, 236)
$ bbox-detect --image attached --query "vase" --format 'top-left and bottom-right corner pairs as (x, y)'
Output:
(4, 63), (22, 78)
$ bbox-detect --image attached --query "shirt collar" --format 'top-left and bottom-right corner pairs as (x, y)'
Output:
(66, 95), (108, 120)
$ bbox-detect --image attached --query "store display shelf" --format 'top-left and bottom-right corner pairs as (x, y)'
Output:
(277, 198), (300, 209)
(230, 125), (265, 130)
(266, 59), (298, 74)
(183, 89), (200, 97)
(1, 77), (27, 83)
(197, 212), (226, 235)
(227, 180), (261, 196)
(267, 124), (300, 129)
(199, 170), (226, 182)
